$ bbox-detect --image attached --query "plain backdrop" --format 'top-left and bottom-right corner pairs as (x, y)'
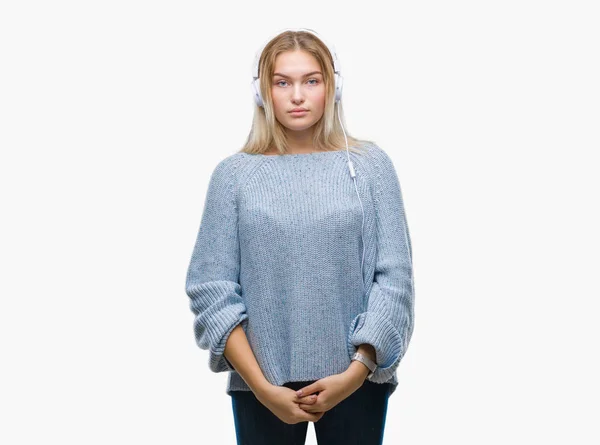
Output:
(1, 1), (598, 444)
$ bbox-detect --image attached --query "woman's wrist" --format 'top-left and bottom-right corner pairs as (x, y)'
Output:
(346, 359), (370, 382)
(251, 378), (273, 398)
(356, 344), (376, 363)
(346, 344), (377, 382)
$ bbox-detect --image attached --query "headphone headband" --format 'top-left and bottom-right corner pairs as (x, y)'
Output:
(251, 28), (341, 80)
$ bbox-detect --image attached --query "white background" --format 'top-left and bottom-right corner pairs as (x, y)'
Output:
(1, 1), (598, 444)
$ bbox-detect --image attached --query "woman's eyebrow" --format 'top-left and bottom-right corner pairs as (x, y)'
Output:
(272, 71), (323, 78)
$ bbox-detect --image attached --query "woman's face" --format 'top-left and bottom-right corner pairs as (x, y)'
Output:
(270, 50), (326, 134)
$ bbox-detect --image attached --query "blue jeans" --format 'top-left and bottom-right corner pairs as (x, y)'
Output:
(230, 379), (392, 445)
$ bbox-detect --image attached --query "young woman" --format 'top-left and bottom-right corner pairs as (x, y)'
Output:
(185, 28), (415, 444)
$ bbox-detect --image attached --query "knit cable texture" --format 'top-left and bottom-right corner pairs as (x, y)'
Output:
(185, 143), (414, 397)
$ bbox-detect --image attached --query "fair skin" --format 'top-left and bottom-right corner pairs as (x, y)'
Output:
(222, 48), (378, 424)
(266, 49), (326, 155)
(224, 324), (377, 424)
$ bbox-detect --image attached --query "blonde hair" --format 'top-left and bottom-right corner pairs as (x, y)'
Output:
(239, 30), (373, 156)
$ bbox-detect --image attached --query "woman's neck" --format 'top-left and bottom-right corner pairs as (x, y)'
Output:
(284, 128), (315, 154)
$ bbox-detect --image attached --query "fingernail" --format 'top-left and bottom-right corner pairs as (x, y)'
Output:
(296, 390), (303, 396)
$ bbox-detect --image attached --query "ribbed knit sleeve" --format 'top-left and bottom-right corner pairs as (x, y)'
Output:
(347, 145), (415, 383)
(185, 156), (248, 373)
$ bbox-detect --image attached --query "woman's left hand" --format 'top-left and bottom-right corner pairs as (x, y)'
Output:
(293, 369), (365, 413)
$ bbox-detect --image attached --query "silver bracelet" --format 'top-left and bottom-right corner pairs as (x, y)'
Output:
(351, 351), (377, 379)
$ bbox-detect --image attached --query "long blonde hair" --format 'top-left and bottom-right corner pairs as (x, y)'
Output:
(239, 30), (373, 156)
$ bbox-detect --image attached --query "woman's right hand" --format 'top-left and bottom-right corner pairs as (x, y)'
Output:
(254, 383), (325, 424)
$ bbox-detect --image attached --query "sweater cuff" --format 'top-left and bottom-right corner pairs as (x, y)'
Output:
(347, 311), (404, 383)
(207, 308), (248, 373)
(190, 291), (249, 373)
(209, 312), (248, 373)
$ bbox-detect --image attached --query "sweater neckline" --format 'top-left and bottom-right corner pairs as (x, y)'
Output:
(242, 149), (349, 158)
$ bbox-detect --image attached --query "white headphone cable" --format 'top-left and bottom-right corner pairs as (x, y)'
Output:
(337, 103), (366, 289)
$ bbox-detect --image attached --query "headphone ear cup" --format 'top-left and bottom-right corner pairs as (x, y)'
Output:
(334, 72), (344, 103)
(252, 78), (264, 107)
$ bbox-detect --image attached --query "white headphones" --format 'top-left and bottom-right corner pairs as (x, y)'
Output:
(251, 28), (365, 292)
(251, 28), (367, 290)
(250, 29), (415, 323)
(251, 27), (344, 108)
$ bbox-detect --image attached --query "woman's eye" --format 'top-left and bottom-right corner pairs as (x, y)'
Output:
(275, 79), (319, 87)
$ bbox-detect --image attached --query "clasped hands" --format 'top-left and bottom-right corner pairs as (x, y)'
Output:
(254, 365), (368, 425)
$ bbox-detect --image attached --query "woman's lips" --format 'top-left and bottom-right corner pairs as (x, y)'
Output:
(290, 110), (308, 116)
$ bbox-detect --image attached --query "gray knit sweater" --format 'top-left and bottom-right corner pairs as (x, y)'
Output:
(185, 142), (414, 397)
